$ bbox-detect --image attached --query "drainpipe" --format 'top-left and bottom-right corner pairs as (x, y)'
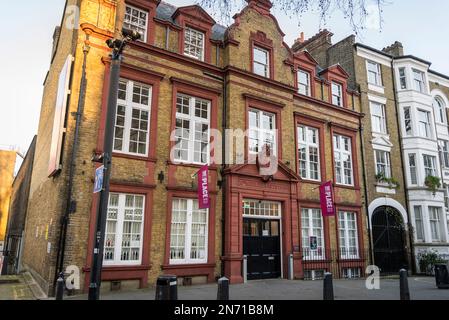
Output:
(54, 38), (90, 289)
(391, 59), (416, 274)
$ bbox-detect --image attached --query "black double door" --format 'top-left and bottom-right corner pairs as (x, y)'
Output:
(243, 218), (281, 280)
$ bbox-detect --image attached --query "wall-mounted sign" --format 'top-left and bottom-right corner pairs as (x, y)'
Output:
(320, 181), (335, 217)
(93, 165), (105, 194)
(197, 165), (210, 209)
(310, 236), (318, 250)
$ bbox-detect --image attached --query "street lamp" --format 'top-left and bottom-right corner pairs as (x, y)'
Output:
(88, 28), (141, 301)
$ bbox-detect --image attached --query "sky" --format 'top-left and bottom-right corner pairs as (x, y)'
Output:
(0, 0), (448, 157)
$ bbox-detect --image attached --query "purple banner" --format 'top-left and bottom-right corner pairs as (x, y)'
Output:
(320, 181), (335, 217)
(198, 165), (210, 209)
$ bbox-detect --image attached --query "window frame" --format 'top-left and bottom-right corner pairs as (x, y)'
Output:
(399, 67), (407, 90)
(297, 69), (311, 96)
(301, 208), (326, 261)
(412, 69), (426, 93)
(374, 150), (392, 179)
(297, 125), (321, 181)
(248, 108), (277, 156)
(417, 109), (432, 138)
(367, 60), (382, 86)
(408, 153), (418, 186)
(333, 134), (354, 186)
(331, 82), (343, 107)
(103, 193), (145, 266)
(338, 211), (360, 260)
(253, 45), (270, 78)
(434, 96), (447, 124)
(124, 4), (149, 43)
(429, 207), (443, 242)
(403, 106), (413, 136)
(370, 101), (387, 134)
(439, 140), (449, 169)
(413, 206), (425, 242)
(423, 154), (437, 178)
(183, 26), (206, 61)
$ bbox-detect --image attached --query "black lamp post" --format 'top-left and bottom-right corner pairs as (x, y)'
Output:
(88, 28), (141, 301)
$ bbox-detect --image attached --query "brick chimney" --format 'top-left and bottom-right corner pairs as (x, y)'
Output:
(246, 0), (273, 14)
(382, 41), (404, 57)
(292, 29), (333, 52)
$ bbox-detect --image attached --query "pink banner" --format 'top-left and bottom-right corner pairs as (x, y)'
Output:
(198, 165), (210, 209)
(320, 181), (335, 217)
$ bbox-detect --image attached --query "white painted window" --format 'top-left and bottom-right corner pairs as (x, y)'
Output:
(399, 67), (407, 90)
(170, 198), (208, 264)
(297, 125), (320, 181)
(370, 102), (387, 134)
(174, 94), (210, 164)
(375, 150), (391, 179)
(429, 207), (443, 242)
(331, 82), (343, 107)
(367, 60), (382, 86)
(413, 69), (426, 93)
(439, 140), (449, 168)
(301, 208), (325, 260)
(184, 27), (205, 61)
(414, 206), (425, 242)
(114, 79), (151, 156)
(433, 96), (447, 124)
(408, 154), (418, 185)
(417, 109), (431, 138)
(298, 70), (311, 96)
(338, 211), (359, 259)
(342, 268), (361, 279)
(124, 5), (148, 42)
(248, 108), (276, 155)
(242, 200), (281, 218)
(104, 193), (145, 265)
(403, 107), (413, 136)
(333, 134), (354, 186)
(253, 46), (270, 78)
(423, 154), (437, 177)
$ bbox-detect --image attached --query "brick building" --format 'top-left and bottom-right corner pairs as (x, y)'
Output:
(22, 0), (369, 295)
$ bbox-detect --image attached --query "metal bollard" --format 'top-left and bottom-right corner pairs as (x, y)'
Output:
(399, 269), (410, 300)
(288, 254), (294, 280)
(217, 277), (230, 300)
(323, 273), (334, 300)
(55, 272), (65, 300)
(243, 255), (248, 284)
(155, 275), (178, 300)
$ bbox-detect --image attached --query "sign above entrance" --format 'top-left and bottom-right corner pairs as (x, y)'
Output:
(93, 165), (104, 194)
(319, 181), (335, 217)
(197, 165), (210, 209)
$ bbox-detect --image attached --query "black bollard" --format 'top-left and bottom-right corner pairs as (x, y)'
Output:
(399, 269), (410, 300)
(434, 264), (449, 289)
(323, 273), (334, 300)
(55, 272), (65, 300)
(217, 277), (230, 300)
(155, 275), (178, 300)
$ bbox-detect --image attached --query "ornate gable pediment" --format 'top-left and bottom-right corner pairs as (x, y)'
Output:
(173, 5), (216, 25)
(294, 50), (318, 67)
(225, 160), (300, 182)
(323, 64), (350, 79)
(372, 135), (393, 148)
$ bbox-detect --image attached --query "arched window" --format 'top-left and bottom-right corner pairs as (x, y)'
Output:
(433, 96), (447, 124)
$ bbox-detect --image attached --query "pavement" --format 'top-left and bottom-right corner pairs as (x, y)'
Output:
(0, 275), (35, 300)
(65, 277), (449, 300)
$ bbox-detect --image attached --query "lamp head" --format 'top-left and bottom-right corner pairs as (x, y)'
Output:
(122, 27), (141, 41)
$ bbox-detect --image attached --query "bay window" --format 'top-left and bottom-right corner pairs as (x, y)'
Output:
(174, 94), (210, 164)
(413, 69), (426, 93)
(170, 198), (208, 264)
(417, 110), (431, 138)
(301, 208), (325, 260)
(434, 97), (447, 124)
(399, 67), (407, 90)
(403, 107), (412, 136)
(423, 154), (437, 177)
(370, 102), (387, 134)
(104, 193), (145, 265)
(439, 140), (449, 168)
(297, 125), (320, 181)
(414, 206), (424, 242)
(298, 70), (311, 96)
(408, 154), (418, 185)
(253, 46), (270, 78)
(184, 27), (205, 61)
(114, 79), (151, 156)
(248, 108), (276, 155)
(367, 60), (382, 86)
(331, 82), (343, 107)
(124, 5), (148, 42)
(333, 134), (354, 186)
(429, 207), (443, 242)
(338, 211), (359, 259)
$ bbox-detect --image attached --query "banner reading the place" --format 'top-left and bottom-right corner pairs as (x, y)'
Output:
(319, 181), (335, 217)
(197, 165), (210, 209)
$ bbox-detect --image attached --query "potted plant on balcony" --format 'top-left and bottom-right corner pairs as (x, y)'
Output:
(375, 173), (400, 190)
(425, 176), (441, 195)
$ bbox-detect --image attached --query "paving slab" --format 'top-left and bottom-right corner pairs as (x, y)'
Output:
(0, 275), (35, 300)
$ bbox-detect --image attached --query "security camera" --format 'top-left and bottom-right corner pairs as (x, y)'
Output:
(122, 27), (141, 41)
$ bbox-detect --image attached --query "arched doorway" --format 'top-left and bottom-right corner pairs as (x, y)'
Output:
(372, 206), (408, 273)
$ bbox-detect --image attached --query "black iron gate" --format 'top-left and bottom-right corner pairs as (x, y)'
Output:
(372, 206), (408, 274)
(243, 218), (281, 280)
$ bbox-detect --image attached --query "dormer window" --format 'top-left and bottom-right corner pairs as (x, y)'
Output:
(298, 70), (311, 96)
(253, 46), (270, 78)
(124, 5), (148, 42)
(412, 69), (426, 93)
(331, 82), (343, 107)
(184, 27), (205, 61)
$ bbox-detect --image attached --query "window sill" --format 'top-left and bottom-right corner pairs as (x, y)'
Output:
(113, 152), (156, 162)
(368, 83), (385, 94)
(162, 262), (215, 270)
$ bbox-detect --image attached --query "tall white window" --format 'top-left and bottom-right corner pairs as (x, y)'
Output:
(298, 70), (311, 96)
(253, 46), (270, 77)
(331, 82), (343, 107)
(248, 109), (276, 155)
(403, 107), (413, 136)
(370, 102), (387, 134)
(114, 80), (151, 156)
(367, 61), (382, 86)
(104, 193), (145, 265)
(338, 211), (359, 259)
(423, 154), (437, 177)
(301, 208), (325, 260)
(413, 206), (424, 242)
(375, 150), (391, 179)
(417, 110), (431, 138)
(439, 140), (449, 168)
(434, 97), (447, 124)
(399, 67), (407, 90)
(174, 94), (210, 164)
(184, 27), (205, 61)
(413, 69), (426, 93)
(429, 207), (443, 242)
(297, 125), (320, 181)
(333, 134), (354, 186)
(170, 198), (208, 264)
(124, 5), (148, 42)
(408, 154), (418, 185)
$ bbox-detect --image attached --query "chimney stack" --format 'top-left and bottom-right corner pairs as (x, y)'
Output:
(382, 41), (404, 57)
